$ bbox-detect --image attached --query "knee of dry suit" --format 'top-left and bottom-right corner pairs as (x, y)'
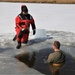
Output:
(18, 31), (23, 39)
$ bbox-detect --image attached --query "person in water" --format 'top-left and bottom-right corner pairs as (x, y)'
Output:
(45, 41), (65, 75)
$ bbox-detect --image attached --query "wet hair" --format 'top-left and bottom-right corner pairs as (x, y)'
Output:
(53, 41), (60, 49)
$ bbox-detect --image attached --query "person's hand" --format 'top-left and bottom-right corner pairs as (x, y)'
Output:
(44, 56), (48, 63)
(44, 59), (47, 63)
(33, 29), (36, 35)
(21, 28), (29, 33)
(22, 28), (25, 31)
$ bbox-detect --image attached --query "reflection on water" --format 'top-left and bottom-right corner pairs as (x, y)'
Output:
(15, 46), (75, 75)
(15, 51), (36, 68)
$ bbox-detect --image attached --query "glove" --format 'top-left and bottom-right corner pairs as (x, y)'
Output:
(33, 29), (36, 35)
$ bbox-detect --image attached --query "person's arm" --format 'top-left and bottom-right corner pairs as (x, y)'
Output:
(15, 16), (23, 30)
(30, 15), (36, 35)
(47, 54), (54, 64)
(30, 15), (36, 29)
(44, 53), (54, 64)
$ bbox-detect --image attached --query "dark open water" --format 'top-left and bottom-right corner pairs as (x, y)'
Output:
(15, 44), (75, 75)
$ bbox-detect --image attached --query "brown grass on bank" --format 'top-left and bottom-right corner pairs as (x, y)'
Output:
(0, 0), (75, 4)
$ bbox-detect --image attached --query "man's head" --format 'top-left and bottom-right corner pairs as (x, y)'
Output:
(21, 5), (28, 14)
(52, 41), (60, 50)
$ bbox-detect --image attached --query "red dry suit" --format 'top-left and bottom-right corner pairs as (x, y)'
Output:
(15, 13), (36, 43)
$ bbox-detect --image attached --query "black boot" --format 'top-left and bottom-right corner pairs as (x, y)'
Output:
(13, 35), (16, 41)
(16, 41), (21, 49)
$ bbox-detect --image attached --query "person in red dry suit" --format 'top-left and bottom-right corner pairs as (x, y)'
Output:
(13, 5), (36, 49)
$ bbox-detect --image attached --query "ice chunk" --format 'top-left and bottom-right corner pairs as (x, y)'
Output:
(34, 29), (47, 39)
